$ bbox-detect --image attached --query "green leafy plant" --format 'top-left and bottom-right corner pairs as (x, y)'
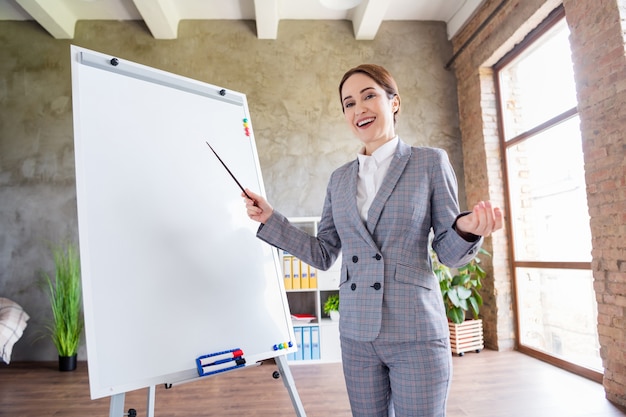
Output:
(323, 293), (339, 315)
(432, 248), (490, 324)
(43, 243), (84, 357)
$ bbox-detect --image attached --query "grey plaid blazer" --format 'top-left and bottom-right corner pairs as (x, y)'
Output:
(258, 139), (482, 343)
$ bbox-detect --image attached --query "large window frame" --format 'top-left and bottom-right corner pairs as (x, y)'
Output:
(494, 5), (601, 382)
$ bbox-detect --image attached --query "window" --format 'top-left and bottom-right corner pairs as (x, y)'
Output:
(495, 8), (601, 378)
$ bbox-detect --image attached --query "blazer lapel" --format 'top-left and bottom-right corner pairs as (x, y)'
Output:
(344, 160), (380, 250)
(366, 140), (412, 234)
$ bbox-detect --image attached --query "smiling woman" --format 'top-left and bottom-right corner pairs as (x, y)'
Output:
(241, 63), (502, 416)
(338, 64), (400, 155)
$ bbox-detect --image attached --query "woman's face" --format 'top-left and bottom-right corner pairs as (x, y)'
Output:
(340, 72), (399, 155)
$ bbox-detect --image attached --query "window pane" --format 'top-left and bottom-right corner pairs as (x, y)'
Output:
(516, 267), (601, 371)
(507, 116), (592, 262)
(499, 20), (577, 140)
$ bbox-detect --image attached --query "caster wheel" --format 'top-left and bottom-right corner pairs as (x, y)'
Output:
(272, 370), (280, 379)
(458, 352), (464, 357)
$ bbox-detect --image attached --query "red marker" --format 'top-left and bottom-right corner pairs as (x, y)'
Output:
(197, 348), (244, 367)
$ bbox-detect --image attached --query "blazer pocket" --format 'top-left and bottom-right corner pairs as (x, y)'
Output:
(339, 264), (349, 287)
(394, 263), (437, 291)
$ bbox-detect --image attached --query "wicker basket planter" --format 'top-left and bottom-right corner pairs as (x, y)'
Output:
(449, 319), (484, 356)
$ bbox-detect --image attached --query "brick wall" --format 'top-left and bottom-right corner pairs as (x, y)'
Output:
(451, 0), (626, 408)
(564, 0), (626, 407)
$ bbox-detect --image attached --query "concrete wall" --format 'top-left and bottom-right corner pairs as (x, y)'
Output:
(0, 19), (463, 360)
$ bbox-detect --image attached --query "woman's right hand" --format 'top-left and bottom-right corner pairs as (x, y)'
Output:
(242, 188), (274, 224)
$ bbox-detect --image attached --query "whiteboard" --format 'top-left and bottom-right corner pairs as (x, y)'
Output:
(70, 46), (295, 399)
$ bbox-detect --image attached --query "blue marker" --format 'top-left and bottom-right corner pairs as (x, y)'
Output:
(198, 357), (246, 377)
(197, 348), (244, 367)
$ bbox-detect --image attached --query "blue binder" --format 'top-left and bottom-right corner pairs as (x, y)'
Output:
(311, 326), (320, 360)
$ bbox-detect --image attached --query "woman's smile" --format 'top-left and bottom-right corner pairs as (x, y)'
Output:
(341, 72), (398, 154)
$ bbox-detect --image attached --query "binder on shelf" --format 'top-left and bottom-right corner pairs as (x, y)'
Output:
(287, 326), (321, 362)
(309, 266), (317, 288)
(282, 252), (293, 290)
(287, 325), (298, 361)
(300, 261), (310, 289)
(288, 346), (297, 361)
(291, 313), (316, 324)
(311, 326), (320, 360)
(291, 257), (301, 290)
(293, 326), (303, 360)
(302, 326), (311, 360)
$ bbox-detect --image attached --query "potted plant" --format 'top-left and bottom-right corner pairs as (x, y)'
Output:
(43, 242), (84, 371)
(323, 293), (340, 321)
(432, 247), (490, 356)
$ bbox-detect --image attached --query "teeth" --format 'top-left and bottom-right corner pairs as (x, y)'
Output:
(357, 118), (375, 127)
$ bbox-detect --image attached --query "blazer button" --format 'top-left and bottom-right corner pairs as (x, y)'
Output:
(371, 282), (381, 290)
(373, 254), (382, 260)
(351, 283), (357, 291)
(352, 256), (359, 263)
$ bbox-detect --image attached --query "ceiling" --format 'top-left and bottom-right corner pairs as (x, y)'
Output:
(0, 0), (484, 41)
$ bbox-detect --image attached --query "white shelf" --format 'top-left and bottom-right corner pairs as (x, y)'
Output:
(284, 217), (342, 364)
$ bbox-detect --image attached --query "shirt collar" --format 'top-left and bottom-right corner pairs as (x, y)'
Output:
(357, 136), (398, 166)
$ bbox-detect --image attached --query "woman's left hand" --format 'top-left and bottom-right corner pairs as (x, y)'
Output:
(455, 201), (503, 237)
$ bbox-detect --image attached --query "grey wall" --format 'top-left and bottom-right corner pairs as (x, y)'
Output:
(0, 19), (463, 360)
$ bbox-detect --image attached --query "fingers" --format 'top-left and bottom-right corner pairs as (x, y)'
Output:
(493, 207), (504, 231)
(242, 189), (260, 212)
(458, 201), (504, 237)
(474, 201), (503, 236)
(242, 188), (258, 206)
(241, 188), (273, 223)
(473, 201), (493, 236)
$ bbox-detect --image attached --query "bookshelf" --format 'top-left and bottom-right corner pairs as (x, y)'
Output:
(283, 217), (342, 363)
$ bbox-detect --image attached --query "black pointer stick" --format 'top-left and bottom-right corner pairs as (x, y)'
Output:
(205, 141), (253, 200)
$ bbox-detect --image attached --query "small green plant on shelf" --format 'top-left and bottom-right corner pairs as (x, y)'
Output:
(431, 247), (490, 324)
(323, 293), (339, 318)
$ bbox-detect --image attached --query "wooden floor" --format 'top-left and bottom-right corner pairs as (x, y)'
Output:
(1, 349), (625, 417)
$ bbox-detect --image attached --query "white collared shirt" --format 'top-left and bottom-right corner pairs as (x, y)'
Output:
(356, 136), (398, 222)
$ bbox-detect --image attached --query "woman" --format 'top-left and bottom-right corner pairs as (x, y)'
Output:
(243, 64), (503, 417)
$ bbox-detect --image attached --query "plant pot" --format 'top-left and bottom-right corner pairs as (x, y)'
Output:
(448, 319), (483, 357)
(59, 354), (77, 372)
(329, 310), (340, 321)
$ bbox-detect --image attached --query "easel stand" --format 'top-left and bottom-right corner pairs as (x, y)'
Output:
(109, 385), (154, 417)
(275, 355), (307, 417)
(108, 355), (306, 417)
